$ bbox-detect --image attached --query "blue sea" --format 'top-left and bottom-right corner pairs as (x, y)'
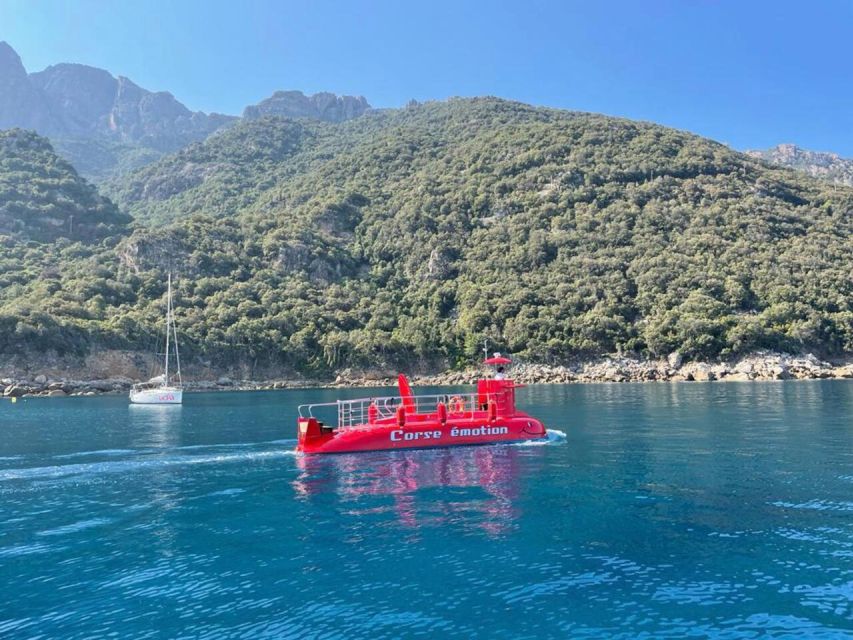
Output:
(1, 382), (852, 638)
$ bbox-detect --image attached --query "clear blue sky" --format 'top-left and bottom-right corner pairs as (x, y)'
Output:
(2, 0), (851, 154)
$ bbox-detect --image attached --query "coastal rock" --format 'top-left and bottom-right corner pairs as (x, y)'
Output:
(684, 363), (716, 382)
(34, 374), (47, 384)
(831, 365), (853, 378)
(768, 365), (789, 380)
(46, 389), (66, 397)
(667, 351), (683, 369)
(724, 372), (753, 382)
(711, 364), (731, 379)
(4, 384), (21, 397)
(88, 379), (118, 392)
(787, 354), (830, 378)
(602, 366), (627, 382)
(734, 360), (754, 375)
(360, 368), (396, 382)
(4, 383), (33, 397)
(3, 351), (850, 396)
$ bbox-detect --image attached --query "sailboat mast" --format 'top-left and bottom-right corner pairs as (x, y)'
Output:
(164, 273), (171, 385)
(172, 279), (182, 387)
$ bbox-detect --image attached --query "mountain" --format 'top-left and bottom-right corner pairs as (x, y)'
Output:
(0, 42), (234, 152)
(0, 129), (130, 242)
(747, 144), (853, 187)
(2, 99), (852, 373)
(0, 42), (55, 132)
(0, 42), (372, 181)
(243, 90), (370, 123)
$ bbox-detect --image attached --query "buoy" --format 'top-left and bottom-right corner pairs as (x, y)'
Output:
(11, 397), (17, 403)
(396, 404), (406, 427)
(367, 402), (378, 423)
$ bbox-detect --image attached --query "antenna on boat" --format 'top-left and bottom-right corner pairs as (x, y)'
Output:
(483, 338), (489, 362)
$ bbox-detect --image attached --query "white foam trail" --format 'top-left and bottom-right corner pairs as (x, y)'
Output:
(45, 439), (298, 461)
(0, 449), (298, 482)
(173, 438), (297, 451)
(512, 428), (566, 447)
(55, 449), (139, 459)
(37, 517), (114, 537)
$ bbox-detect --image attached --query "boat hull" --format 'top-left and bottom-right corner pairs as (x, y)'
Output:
(297, 414), (546, 454)
(129, 388), (183, 405)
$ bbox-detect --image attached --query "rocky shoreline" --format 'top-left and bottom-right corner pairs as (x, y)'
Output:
(2, 351), (852, 400)
(413, 352), (853, 386)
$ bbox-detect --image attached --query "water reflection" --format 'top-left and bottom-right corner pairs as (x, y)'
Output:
(128, 404), (182, 448)
(293, 445), (541, 534)
(126, 404), (185, 553)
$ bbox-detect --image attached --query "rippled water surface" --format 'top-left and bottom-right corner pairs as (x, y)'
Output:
(1, 382), (852, 638)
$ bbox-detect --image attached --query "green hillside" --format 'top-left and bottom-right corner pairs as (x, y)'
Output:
(0, 130), (133, 356)
(3, 99), (853, 373)
(0, 129), (130, 242)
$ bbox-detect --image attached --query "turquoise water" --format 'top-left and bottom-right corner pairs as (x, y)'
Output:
(1, 382), (852, 638)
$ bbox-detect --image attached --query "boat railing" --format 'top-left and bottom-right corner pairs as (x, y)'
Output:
(298, 391), (499, 430)
(131, 382), (180, 392)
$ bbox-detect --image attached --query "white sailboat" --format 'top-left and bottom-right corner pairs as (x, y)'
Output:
(130, 273), (183, 405)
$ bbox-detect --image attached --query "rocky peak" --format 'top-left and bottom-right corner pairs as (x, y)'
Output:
(30, 63), (119, 134)
(0, 41), (27, 80)
(0, 41), (54, 131)
(746, 144), (853, 187)
(243, 90), (370, 123)
(0, 42), (371, 178)
(0, 41), (236, 152)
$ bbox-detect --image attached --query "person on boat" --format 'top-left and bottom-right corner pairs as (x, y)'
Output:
(494, 366), (506, 380)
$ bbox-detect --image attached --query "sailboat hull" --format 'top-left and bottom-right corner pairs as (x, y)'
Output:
(129, 387), (183, 405)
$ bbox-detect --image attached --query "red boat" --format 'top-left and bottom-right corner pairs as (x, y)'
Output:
(296, 355), (547, 454)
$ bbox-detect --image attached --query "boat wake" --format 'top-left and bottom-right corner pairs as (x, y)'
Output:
(55, 449), (139, 460)
(0, 444), (298, 483)
(512, 428), (566, 447)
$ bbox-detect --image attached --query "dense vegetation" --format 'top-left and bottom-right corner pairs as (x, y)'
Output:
(0, 130), (130, 242)
(2, 99), (852, 375)
(51, 137), (165, 184)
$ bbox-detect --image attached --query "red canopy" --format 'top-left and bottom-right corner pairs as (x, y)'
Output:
(483, 356), (512, 365)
